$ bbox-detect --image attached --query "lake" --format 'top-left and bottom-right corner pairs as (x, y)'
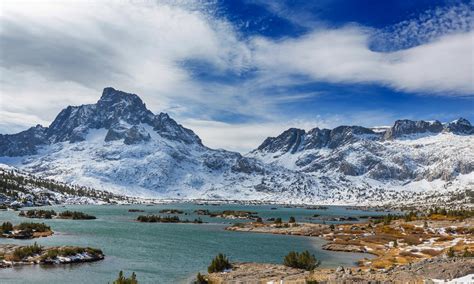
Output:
(0, 204), (388, 283)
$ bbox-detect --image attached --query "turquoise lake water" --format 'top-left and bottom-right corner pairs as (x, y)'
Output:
(0, 204), (388, 283)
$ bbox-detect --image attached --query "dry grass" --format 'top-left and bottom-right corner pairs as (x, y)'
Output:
(420, 249), (442, 257)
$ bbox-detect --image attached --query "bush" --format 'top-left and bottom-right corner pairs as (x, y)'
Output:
(20, 210), (56, 219)
(283, 251), (320, 271)
(12, 242), (43, 261)
(289, 216), (296, 223)
(208, 253), (231, 273)
(195, 272), (208, 284)
(58, 211), (96, 220)
(16, 222), (50, 232)
(1, 221), (13, 232)
(113, 271), (138, 284)
(274, 218), (282, 225)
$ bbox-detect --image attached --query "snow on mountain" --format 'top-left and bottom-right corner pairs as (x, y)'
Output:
(248, 119), (474, 205)
(0, 88), (314, 202)
(0, 87), (472, 205)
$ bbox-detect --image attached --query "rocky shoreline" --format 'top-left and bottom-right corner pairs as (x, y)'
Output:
(206, 257), (474, 283)
(220, 211), (474, 282)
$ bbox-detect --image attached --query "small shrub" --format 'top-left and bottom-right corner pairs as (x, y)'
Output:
(283, 250), (319, 271)
(16, 222), (50, 232)
(289, 216), (296, 223)
(1, 222), (13, 232)
(208, 253), (231, 273)
(12, 242), (43, 261)
(113, 271), (138, 284)
(195, 272), (208, 284)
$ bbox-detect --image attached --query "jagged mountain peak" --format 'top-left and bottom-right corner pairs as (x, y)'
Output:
(98, 87), (147, 110)
(0, 87), (203, 156)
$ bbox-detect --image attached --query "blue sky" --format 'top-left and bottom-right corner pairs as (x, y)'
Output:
(0, 0), (473, 152)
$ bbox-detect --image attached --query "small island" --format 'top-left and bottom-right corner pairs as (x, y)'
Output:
(137, 215), (203, 224)
(128, 209), (145, 212)
(1, 222), (53, 239)
(158, 209), (184, 214)
(0, 243), (104, 268)
(19, 210), (96, 220)
(194, 209), (259, 220)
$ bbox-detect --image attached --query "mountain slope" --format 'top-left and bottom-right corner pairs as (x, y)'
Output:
(0, 87), (472, 205)
(0, 88), (312, 202)
(0, 164), (129, 206)
(248, 119), (474, 205)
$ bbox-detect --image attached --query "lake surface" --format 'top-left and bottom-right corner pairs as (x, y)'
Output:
(0, 204), (389, 283)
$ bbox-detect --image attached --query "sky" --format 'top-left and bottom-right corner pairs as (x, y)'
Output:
(0, 0), (473, 152)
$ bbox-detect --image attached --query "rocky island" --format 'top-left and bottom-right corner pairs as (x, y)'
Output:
(1, 222), (53, 239)
(19, 209), (96, 220)
(137, 215), (203, 224)
(0, 243), (104, 268)
(194, 209), (260, 220)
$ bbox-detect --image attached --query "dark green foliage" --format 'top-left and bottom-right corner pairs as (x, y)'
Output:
(12, 242), (43, 261)
(137, 215), (180, 223)
(42, 247), (103, 260)
(19, 210), (56, 219)
(283, 251), (320, 271)
(207, 253), (231, 273)
(329, 224), (335, 230)
(137, 215), (203, 223)
(1, 221), (13, 232)
(289, 216), (296, 223)
(274, 217), (282, 224)
(256, 217), (263, 223)
(158, 209), (184, 214)
(16, 222), (50, 232)
(0, 169), (126, 203)
(58, 211), (96, 220)
(428, 207), (474, 220)
(113, 271), (138, 284)
(195, 272), (208, 284)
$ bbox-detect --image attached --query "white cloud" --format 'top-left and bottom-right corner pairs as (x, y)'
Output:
(0, 0), (472, 151)
(252, 28), (474, 95)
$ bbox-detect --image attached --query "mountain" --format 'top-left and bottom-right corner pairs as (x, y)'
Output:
(0, 87), (472, 205)
(248, 118), (474, 205)
(0, 88), (311, 202)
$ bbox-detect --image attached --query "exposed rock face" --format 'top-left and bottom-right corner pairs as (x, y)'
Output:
(383, 119), (444, 140)
(445, 118), (474, 134)
(257, 128), (306, 154)
(0, 125), (48, 156)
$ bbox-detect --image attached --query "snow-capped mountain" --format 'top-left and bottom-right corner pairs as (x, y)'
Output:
(0, 87), (472, 205)
(0, 88), (312, 201)
(248, 118), (474, 205)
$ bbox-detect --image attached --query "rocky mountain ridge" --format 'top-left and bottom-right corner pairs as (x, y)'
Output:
(0, 87), (472, 205)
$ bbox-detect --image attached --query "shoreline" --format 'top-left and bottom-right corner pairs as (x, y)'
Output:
(216, 214), (474, 282)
